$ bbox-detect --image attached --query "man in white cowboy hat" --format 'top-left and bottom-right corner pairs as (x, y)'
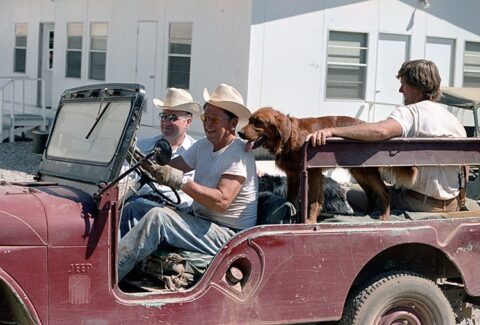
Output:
(119, 88), (201, 237)
(118, 83), (258, 282)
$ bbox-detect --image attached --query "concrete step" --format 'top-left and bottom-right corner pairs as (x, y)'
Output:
(2, 114), (47, 142)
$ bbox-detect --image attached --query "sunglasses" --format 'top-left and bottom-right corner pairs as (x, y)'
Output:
(200, 114), (230, 124)
(159, 113), (189, 122)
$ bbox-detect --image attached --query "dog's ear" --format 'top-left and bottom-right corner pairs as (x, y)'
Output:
(274, 113), (291, 142)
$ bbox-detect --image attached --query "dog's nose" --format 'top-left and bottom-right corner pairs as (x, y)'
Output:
(237, 130), (245, 139)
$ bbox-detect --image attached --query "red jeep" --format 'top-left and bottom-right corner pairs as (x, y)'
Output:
(1, 83), (480, 324)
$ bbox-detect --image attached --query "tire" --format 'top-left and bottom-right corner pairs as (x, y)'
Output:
(340, 271), (455, 325)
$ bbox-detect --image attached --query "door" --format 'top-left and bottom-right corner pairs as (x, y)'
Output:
(136, 21), (158, 127)
(38, 22), (54, 108)
(425, 37), (455, 87)
(373, 33), (410, 121)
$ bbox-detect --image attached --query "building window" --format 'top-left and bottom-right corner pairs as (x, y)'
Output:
(66, 23), (83, 78)
(464, 41), (480, 87)
(326, 31), (368, 99)
(14, 23), (27, 73)
(89, 22), (108, 80)
(167, 22), (192, 89)
(48, 30), (54, 70)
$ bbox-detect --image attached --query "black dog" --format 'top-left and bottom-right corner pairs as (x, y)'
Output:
(258, 174), (353, 215)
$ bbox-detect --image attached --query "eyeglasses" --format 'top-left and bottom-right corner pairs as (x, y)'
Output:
(200, 114), (230, 124)
(159, 113), (189, 122)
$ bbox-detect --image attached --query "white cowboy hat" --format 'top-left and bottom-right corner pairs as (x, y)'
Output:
(153, 88), (201, 116)
(203, 83), (251, 128)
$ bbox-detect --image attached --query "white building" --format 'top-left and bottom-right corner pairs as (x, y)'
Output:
(1, 0), (480, 139)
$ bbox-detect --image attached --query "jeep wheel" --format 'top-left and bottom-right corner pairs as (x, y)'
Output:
(341, 271), (455, 325)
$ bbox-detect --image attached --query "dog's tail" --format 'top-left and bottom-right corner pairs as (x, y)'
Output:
(380, 166), (418, 189)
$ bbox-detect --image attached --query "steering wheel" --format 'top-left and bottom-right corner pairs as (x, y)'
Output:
(127, 140), (182, 207)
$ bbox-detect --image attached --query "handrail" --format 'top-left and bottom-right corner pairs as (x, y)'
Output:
(364, 100), (399, 107)
(0, 79), (14, 142)
(299, 137), (480, 223)
(363, 100), (399, 122)
(0, 77), (46, 142)
(304, 137), (480, 169)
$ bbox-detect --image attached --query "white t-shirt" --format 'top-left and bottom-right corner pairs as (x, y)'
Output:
(388, 100), (467, 199)
(136, 134), (196, 208)
(181, 137), (258, 230)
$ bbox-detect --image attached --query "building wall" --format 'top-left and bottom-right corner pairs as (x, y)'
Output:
(52, 0), (252, 137)
(1, 0), (479, 136)
(247, 0), (480, 127)
(0, 0), (55, 109)
(1, 0), (252, 137)
(0, 0), (55, 78)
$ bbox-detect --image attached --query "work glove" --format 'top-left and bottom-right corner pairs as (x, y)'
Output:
(146, 164), (184, 190)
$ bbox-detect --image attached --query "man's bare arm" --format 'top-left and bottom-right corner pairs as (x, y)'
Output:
(181, 174), (244, 213)
(307, 118), (403, 146)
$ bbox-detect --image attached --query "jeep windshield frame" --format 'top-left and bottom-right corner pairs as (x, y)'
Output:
(37, 84), (145, 193)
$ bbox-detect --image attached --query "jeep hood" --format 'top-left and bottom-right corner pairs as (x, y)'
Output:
(0, 184), (47, 245)
(0, 183), (96, 246)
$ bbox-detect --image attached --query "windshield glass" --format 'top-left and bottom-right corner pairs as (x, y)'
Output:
(47, 100), (131, 163)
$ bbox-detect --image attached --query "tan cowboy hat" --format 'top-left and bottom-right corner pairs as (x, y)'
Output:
(203, 83), (251, 128)
(153, 88), (201, 116)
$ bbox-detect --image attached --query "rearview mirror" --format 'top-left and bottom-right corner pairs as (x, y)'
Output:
(153, 139), (172, 165)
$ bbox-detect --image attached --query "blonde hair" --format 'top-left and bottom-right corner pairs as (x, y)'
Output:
(396, 59), (441, 101)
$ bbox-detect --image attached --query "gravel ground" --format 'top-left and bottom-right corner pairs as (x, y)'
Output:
(0, 140), (42, 182)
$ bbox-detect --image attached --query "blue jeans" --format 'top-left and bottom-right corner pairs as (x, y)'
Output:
(117, 207), (236, 281)
(119, 197), (162, 238)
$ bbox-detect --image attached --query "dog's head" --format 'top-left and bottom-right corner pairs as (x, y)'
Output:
(238, 107), (291, 155)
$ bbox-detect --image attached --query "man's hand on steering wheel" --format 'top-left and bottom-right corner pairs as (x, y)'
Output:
(145, 164), (184, 190)
(129, 147), (182, 206)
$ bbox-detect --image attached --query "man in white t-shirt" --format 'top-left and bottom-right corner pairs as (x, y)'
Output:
(308, 59), (467, 213)
(119, 88), (200, 237)
(118, 83), (258, 281)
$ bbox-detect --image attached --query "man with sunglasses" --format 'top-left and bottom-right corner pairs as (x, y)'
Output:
(119, 88), (201, 237)
(118, 83), (258, 282)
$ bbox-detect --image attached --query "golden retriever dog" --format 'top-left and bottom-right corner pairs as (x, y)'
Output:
(239, 107), (416, 223)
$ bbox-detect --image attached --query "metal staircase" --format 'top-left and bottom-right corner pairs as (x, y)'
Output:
(1, 77), (48, 142)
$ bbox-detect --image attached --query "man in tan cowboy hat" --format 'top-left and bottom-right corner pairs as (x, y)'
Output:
(141, 87), (201, 154)
(119, 87), (201, 237)
(118, 83), (258, 282)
